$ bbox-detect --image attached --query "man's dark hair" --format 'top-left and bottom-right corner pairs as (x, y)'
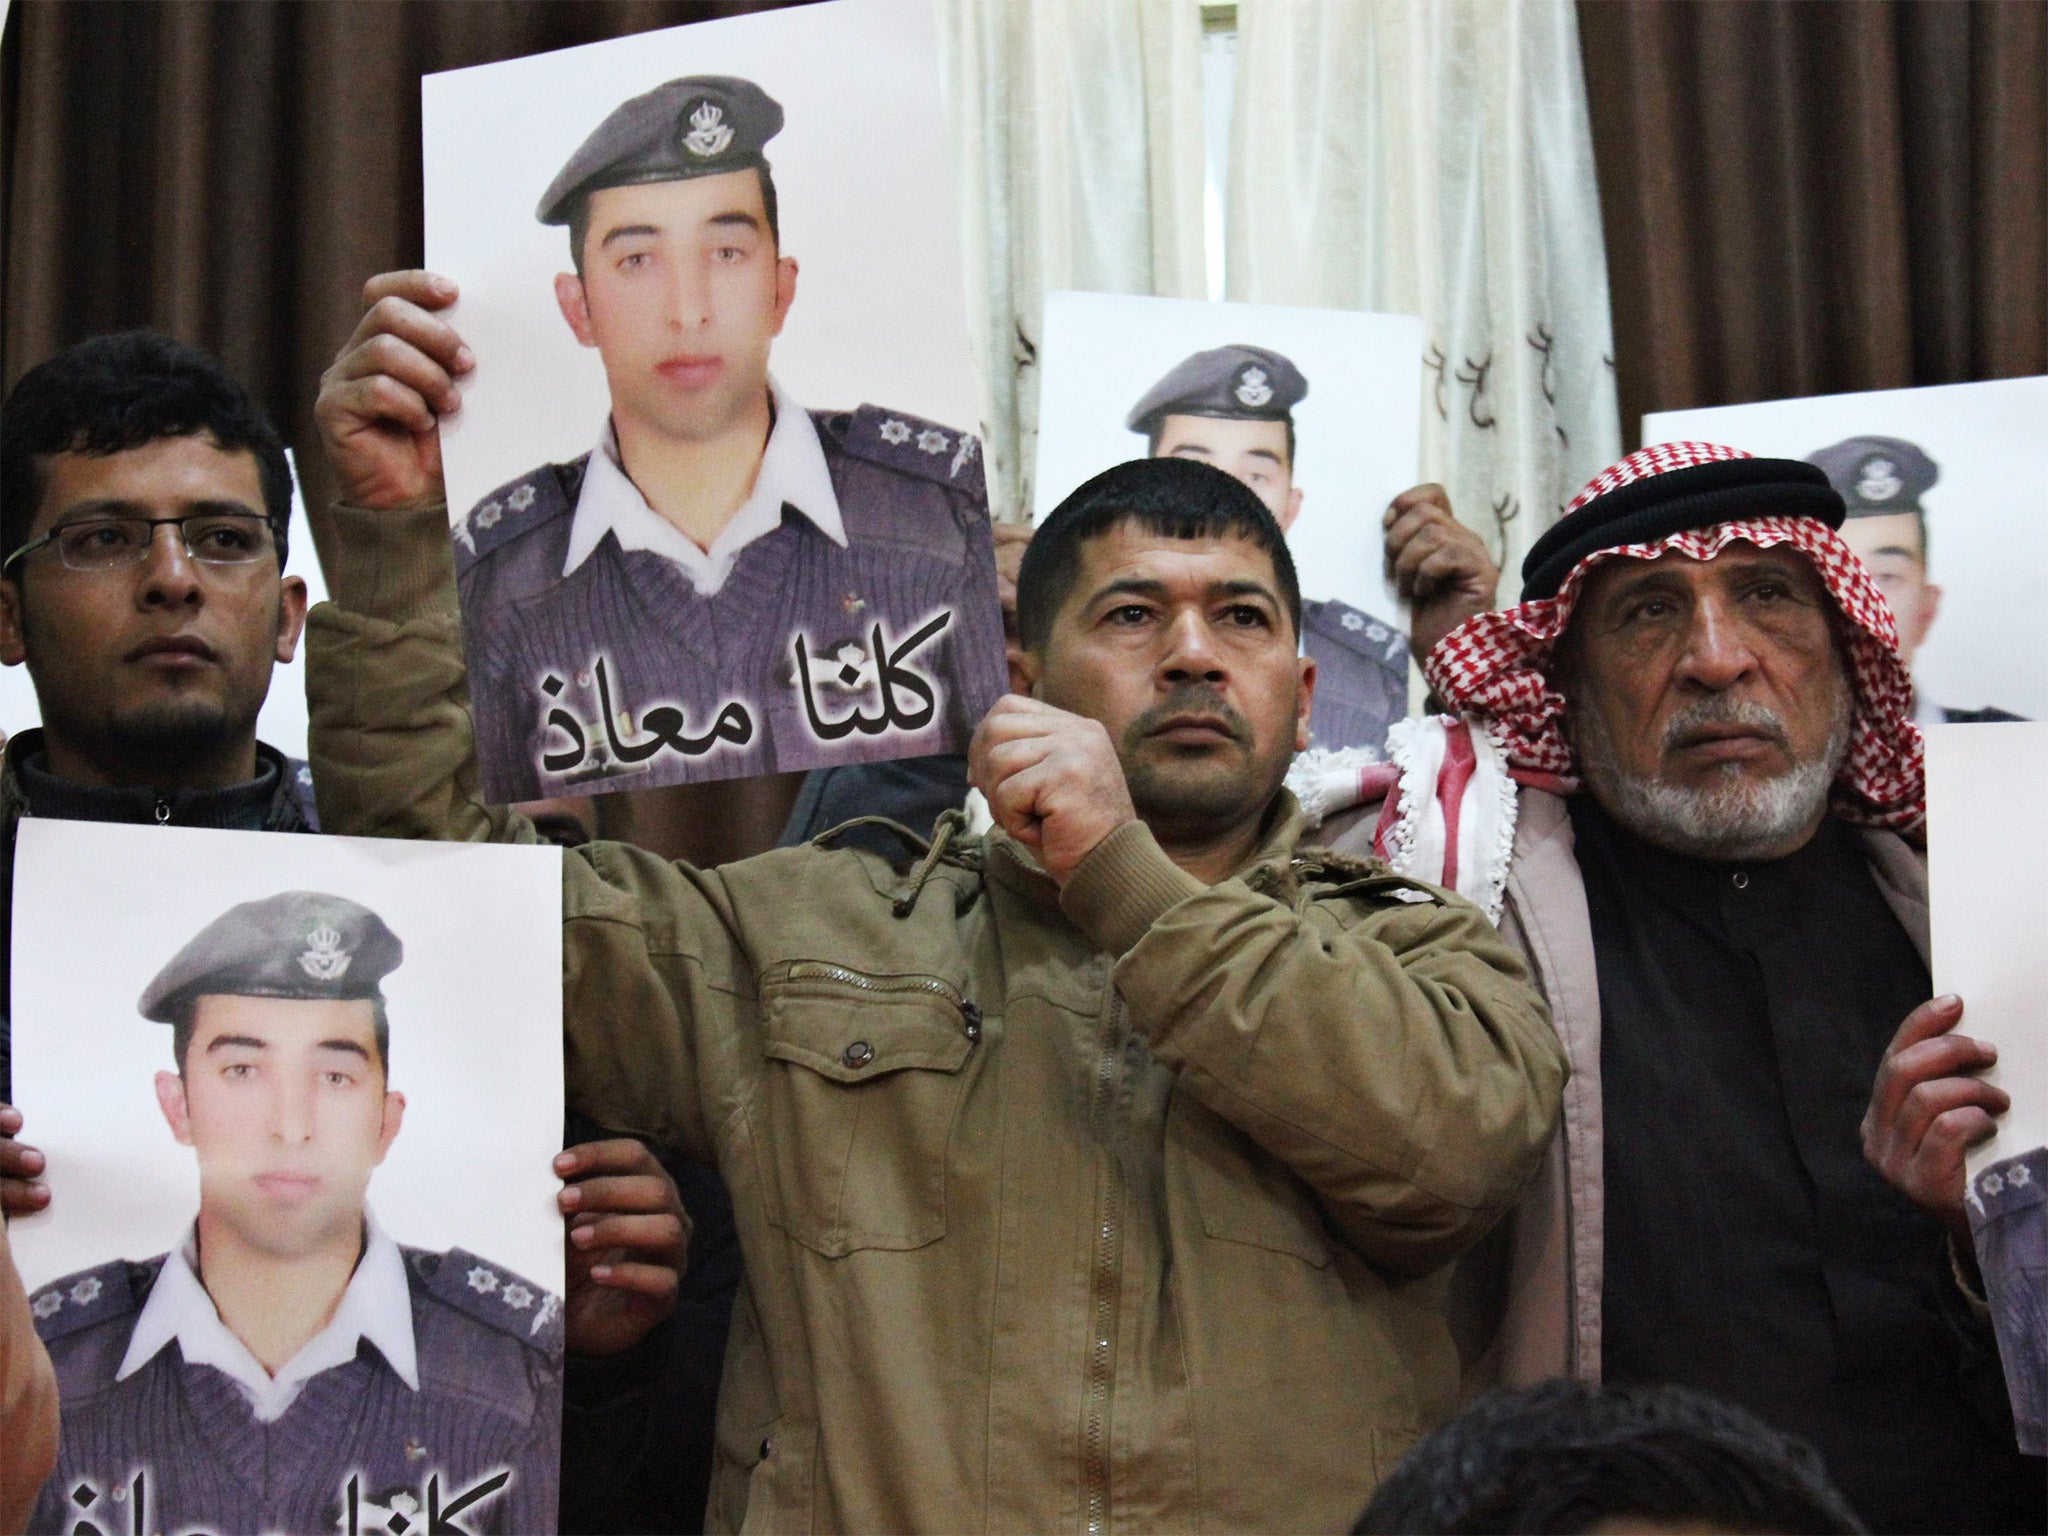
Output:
(1015, 457), (1302, 651)
(1146, 415), (1296, 470)
(568, 164), (781, 278)
(172, 997), (391, 1080)
(0, 331), (292, 574)
(1353, 1380), (1865, 1535)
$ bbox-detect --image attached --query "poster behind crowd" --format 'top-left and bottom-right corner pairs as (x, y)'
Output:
(421, 0), (1006, 801)
(1646, 377), (2048, 722)
(1924, 720), (2048, 1453)
(1034, 292), (1424, 756)
(9, 821), (565, 1536)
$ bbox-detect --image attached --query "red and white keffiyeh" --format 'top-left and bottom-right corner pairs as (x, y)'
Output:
(1424, 442), (1923, 836)
(1286, 442), (1925, 913)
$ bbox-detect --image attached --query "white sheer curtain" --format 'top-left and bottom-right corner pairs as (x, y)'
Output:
(1226, 0), (1621, 596)
(937, 0), (1209, 519)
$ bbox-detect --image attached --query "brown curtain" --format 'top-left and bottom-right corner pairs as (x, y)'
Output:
(1579, 0), (2048, 445)
(0, 0), (811, 863)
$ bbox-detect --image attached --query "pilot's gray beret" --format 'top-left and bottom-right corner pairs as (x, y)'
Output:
(537, 75), (785, 226)
(139, 891), (404, 1024)
(1805, 435), (1939, 519)
(1126, 345), (1309, 436)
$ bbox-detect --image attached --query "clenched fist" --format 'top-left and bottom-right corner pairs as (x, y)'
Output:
(969, 695), (1136, 885)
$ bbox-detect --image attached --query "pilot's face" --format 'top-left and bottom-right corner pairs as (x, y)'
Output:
(1151, 415), (1302, 531)
(557, 170), (798, 445)
(157, 995), (404, 1263)
(1838, 511), (1940, 667)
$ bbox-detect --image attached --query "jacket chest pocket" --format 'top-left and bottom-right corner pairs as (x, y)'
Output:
(758, 962), (982, 1257)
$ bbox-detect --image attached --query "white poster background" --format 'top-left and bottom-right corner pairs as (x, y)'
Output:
(8, 822), (564, 1295)
(422, 0), (979, 523)
(1924, 721), (2048, 1178)
(1033, 292), (1422, 623)
(1646, 377), (2048, 721)
(0, 454), (325, 761)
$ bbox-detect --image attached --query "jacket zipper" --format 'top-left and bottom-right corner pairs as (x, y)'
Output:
(778, 961), (965, 1006)
(1081, 994), (1126, 1536)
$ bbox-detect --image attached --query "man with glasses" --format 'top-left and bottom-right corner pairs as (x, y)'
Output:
(0, 334), (704, 1533)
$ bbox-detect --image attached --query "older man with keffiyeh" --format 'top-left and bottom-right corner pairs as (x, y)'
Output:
(1307, 443), (2042, 1532)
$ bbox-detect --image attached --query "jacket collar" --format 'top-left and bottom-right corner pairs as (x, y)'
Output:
(0, 729), (312, 834)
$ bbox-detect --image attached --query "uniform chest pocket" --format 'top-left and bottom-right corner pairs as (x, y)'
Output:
(758, 962), (982, 1257)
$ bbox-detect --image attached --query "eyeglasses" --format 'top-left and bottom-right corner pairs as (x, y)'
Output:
(2, 513), (277, 575)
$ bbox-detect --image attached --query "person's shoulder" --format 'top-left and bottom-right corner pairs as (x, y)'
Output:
(29, 1256), (163, 1394)
(814, 406), (988, 556)
(452, 458), (587, 579)
(1973, 1147), (2048, 1223)
(1941, 705), (2029, 724)
(1267, 843), (1450, 916)
(1302, 598), (1408, 671)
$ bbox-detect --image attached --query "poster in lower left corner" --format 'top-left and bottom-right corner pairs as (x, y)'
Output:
(8, 820), (565, 1536)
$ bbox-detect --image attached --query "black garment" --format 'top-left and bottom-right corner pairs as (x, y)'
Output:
(776, 752), (969, 858)
(1572, 796), (2042, 1533)
(560, 1112), (740, 1536)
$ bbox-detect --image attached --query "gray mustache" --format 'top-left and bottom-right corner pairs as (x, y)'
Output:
(1662, 698), (1789, 752)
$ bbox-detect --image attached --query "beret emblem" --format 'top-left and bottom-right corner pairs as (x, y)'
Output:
(299, 925), (353, 982)
(684, 100), (734, 159)
(1234, 366), (1273, 408)
(1855, 457), (1901, 504)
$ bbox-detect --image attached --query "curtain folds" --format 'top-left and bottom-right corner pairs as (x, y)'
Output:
(937, 0), (1206, 519)
(1226, 0), (1622, 597)
(1578, 0), (2048, 445)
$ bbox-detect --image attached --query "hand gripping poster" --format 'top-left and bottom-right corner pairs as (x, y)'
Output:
(8, 822), (564, 1536)
(1034, 292), (1424, 757)
(421, 0), (1006, 803)
(1647, 376), (2048, 724)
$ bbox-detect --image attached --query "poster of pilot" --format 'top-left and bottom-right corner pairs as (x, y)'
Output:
(1033, 291), (1424, 756)
(1647, 375), (2048, 723)
(8, 821), (565, 1536)
(420, 0), (1006, 802)
(1924, 721), (2048, 1454)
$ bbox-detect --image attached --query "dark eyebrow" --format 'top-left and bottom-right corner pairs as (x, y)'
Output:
(1868, 544), (1921, 562)
(317, 1039), (373, 1061)
(708, 211), (763, 232)
(1091, 578), (1171, 607)
(1213, 578), (1281, 607)
(598, 223), (662, 249)
(203, 1034), (268, 1054)
(1244, 449), (1284, 467)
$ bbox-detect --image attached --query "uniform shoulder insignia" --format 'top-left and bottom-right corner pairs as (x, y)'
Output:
(826, 405), (987, 498)
(452, 458), (584, 573)
(1972, 1150), (2048, 1220)
(412, 1246), (564, 1355)
(29, 1256), (158, 1344)
(1304, 599), (1408, 670)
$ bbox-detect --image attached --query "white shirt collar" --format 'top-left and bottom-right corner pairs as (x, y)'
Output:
(118, 1213), (419, 1423)
(562, 377), (846, 594)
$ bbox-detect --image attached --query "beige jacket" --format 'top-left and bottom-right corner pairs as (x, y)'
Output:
(305, 502), (1568, 1533)
(1326, 786), (1928, 1388)
(2, 1222), (59, 1536)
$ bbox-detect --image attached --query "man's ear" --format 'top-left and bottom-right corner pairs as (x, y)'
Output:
(1279, 486), (1303, 534)
(0, 579), (26, 668)
(1921, 581), (1942, 632)
(555, 273), (598, 348)
(156, 1070), (194, 1147)
(1294, 653), (1316, 753)
(1009, 645), (1041, 697)
(273, 575), (309, 665)
(374, 1090), (406, 1165)
(771, 255), (799, 336)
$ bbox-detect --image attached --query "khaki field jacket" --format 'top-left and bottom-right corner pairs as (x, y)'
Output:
(304, 503), (1568, 1533)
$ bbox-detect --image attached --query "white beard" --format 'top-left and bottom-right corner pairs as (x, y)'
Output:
(1574, 685), (1853, 861)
